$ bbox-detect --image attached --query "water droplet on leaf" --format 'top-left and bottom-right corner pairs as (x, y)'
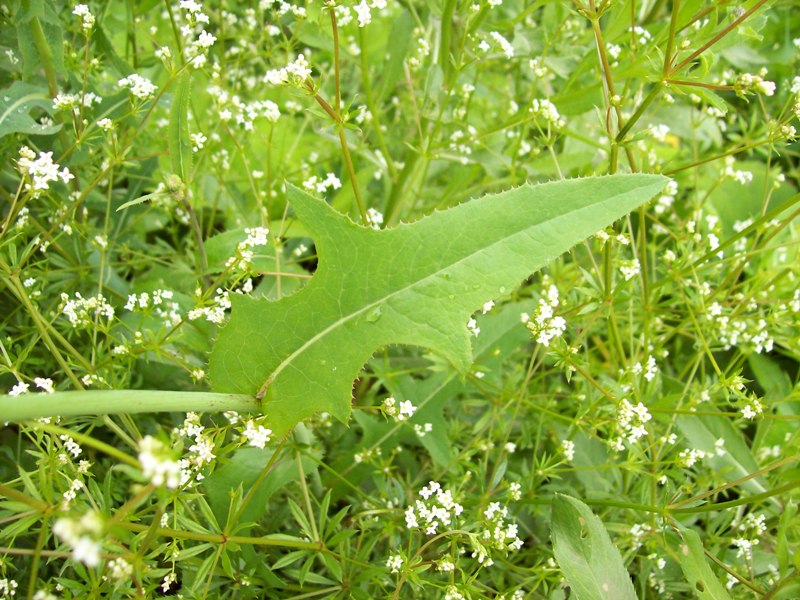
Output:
(366, 306), (383, 323)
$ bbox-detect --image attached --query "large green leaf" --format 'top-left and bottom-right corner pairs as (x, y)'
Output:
(0, 81), (62, 138)
(551, 494), (637, 600)
(209, 174), (667, 435)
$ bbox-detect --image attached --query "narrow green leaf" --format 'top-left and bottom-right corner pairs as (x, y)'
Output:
(675, 410), (766, 495)
(209, 174), (668, 436)
(115, 191), (164, 212)
(272, 550), (305, 570)
(379, 10), (413, 101)
(677, 528), (733, 600)
(169, 71), (193, 184)
(550, 494), (637, 600)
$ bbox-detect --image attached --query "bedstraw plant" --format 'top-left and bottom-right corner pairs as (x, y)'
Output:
(0, 0), (799, 598)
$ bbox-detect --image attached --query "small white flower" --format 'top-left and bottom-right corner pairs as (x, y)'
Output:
(138, 436), (181, 488)
(118, 74), (157, 100)
(242, 420), (272, 448)
(8, 381), (29, 396)
(386, 554), (403, 573)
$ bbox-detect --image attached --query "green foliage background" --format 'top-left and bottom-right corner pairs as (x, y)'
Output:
(0, 0), (799, 598)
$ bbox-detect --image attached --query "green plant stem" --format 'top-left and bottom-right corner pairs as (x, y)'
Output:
(670, 479), (800, 514)
(661, 0), (680, 75)
(26, 514), (49, 600)
(669, 453), (800, 510)
(296, 451), (320, 542)
(337, 126), (369, 225)
(0, 483), (48, 511)
(322, 10), (369, 227)
(665, 79), (734, 91)
(0, 390), (258, 422)
(27, 15), (72, 157)
(358, 27), (397, 181)
(670, 0), (770, 74)
(440, 0), (457, 82)
(329, 5), (342, 114)
(582, 498), (666, 515)
(615, 82), (663, 143)
(227, 437), (288, 532)
(120, 522), (325, 550)
(0, 274), (85, 389)
(30, 422), (140, 467)
(28, 17), (57, 97)
(664, 138), (771, 176)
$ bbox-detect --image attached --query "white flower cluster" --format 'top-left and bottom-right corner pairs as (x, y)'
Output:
(475, 501), (524, 564)
(230, 99), (279, 128)
(631, 355), (659, 382)
(226, 226), (270, 271)
(488, 31), (514, 59)
(528, 57), (550, 78)
(0, 579), (18, 598)
(385, 553), (403, 574)
(466, 317), (481, 337)
(175, 412), (216, 485)
(734, 69), (776, 97)
(722, 156), (753, 185)
(706, 302), (774, 354)
(522, 284), (566, 346)
(72, 4), (95, 32)
(60, 292), (115, 328)
(404, 481), (464, 535)
(138, 435), (181, 489)
(630, 25), (652, 45)
(353, 0), (387, 27)
(610, 398), (652, 450)
(7, 377), (55, 396)
(366, 208), (384, 230)
(108, 557), (133, 580)
(124, 289), (181, 326)
(191, 132), (207, 152)
(618, 258), (641, 281)
(407, 33), (431, 68)
(53, 512), (103, 567)
(17, 146), (74, 197)
(242, 419), (272, 448)
(449, 125), (478, 163)
(118, 74), (157, 100)
(53, 91), (102, 111)
(530, 98), (565, 130)
(261, 0), (307, 22)
(178, 0), (217, 68)
(678, 447), (705, 468)
(732, 513), (766, 560)
(188, 287), (231, 324)
(561, 439), (575, 461)
(264, 54), (312, 87)
(381, 396), (417, 421)
(302, 172), (342, 195)
(649, 123), (670, 142)
(654, 180), (678, 216)
(59, 435), (82, 460)
(741, 396), (763, 420)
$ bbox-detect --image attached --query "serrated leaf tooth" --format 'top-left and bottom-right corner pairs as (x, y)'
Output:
(285, 183), (363, 244)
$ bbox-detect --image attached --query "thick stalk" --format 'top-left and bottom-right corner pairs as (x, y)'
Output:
(0, 390), (258, 422)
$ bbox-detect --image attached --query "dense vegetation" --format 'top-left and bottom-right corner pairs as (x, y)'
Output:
(1, 0), (798, 598)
